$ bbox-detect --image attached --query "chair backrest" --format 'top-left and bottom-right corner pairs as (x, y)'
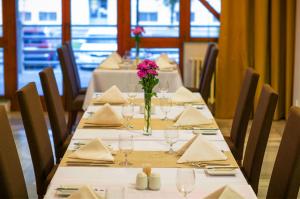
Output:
(267, 106), (300, 199)
(199, 43), (215, 92)
(0, 106), (28, 199)
(57, 46), (79, 110)
(242, 85), (278, 193)
(64, 41), (81, 89)
(199, 45), (218, 103)
(230, 68), (259, 161)
(39, 67), (69, 162)
(17, 82), (55, 196)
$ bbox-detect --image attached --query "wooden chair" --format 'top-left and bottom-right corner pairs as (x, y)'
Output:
(267, 106), (300, 199)
(224, 68), (259, 163)
(199, 45), (218, 103)
(0, 106), (28, 199)
(64, 41), (86, 94)
(39, 67), (72, 163)
(57, 45), (85, 131)
(17, 83), (57, 199)
(241, 85), (278, 194)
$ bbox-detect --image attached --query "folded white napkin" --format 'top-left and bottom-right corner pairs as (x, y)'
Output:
(174, 106), (212, 127)
(96, 85), (128, 104)
(99, 52), (122, 69)
(69, 138), (114, 161)
(203, 186), (244, 199)
(171, 87), (201, 103)
(177, 134), (227, 163)
(156, 54), (175, 71)
(110, 52), (122, 63)
(68, 185), (103, 199)
(86, 103), (123, 126)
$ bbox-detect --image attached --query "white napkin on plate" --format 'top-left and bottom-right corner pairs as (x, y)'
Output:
(177, 134), (227, 163)
(96, 85), (128, 104)
(85, 103), (123, 126)
(174, 106), (212, 127)
(67, 185), (103, 199)
(99, 52), (121, 69)
(68, 138), (114, 161)
(156, 54), (175, 71)
(203, 186), (244, 199)
(171, 87), (201, 103)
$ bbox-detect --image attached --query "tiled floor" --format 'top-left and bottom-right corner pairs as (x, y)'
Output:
(7, 112), (296, 198)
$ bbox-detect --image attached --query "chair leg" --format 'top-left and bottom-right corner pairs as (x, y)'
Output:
(67, 111), (77, 132)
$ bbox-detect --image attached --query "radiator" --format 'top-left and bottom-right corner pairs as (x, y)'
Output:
(184, 57), (215, 104)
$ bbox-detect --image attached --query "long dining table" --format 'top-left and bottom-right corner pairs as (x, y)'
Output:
(44, 93), (257, 199)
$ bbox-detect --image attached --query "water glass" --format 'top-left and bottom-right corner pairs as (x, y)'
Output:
(164, 128), (179, 153)
(159, 80), (169, 96)
(122, 104), (134, 128)
(176, 168), (196, 198)
(118, 133), (134, 166)
(160, 97), (172, 120)
(127, 83), (138, 104)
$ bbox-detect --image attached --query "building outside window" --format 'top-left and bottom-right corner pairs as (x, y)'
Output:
(139, 12), (158, 22)
(39, 12), (57, 21)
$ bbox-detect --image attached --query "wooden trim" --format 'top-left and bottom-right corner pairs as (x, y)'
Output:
(3, 0), (18, 101)
(129, 38), (180, 48)
(0, 38), (5, 46)
(62, 0), (71, 42)
(189, 37), (218, 42)
(117, 0), (131, 55)
(199, 0), (220, 20)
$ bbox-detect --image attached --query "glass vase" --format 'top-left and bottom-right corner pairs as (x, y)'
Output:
(135, 40), (140, 59)
(143, 93), (152, 136)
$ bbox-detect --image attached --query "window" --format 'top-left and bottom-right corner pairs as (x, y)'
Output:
(130, 48), (179, 63)
(176, 11), (194, 22)
(18, 0), (62, 94)
(131, 0), (180, 37)
(23, 12), (31, 21)
(139, 12), (158, 22)
(72, 0), (117, 87)
(190, 0), (220, 38)
(39, 12), (57, 21)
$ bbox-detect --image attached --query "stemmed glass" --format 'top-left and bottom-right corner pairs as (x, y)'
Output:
(159, 80), (169, 97)
(127, 83), (138, 105)
(176, 168), (196, 198)
(122, 104), (134, 129)
(118, 133), (134, 166)
(164, 127), (179, 154)
(159, 97), (172, 120)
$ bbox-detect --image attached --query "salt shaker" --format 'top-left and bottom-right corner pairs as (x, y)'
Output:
(136, 172), (148, 190)
(148, 173), (161, 191)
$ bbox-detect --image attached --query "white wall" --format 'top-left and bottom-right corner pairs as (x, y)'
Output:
(293, 1), (300, 106)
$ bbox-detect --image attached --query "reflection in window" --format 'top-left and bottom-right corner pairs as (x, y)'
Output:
(131, 0), (179, 37)
(190, 0), (220, 38)
(72, 0), (117, 87)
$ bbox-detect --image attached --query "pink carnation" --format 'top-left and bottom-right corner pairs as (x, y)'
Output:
(137, 70), (147, 78)
(147, 69), (158, 76)
(132, 26), (145, 36)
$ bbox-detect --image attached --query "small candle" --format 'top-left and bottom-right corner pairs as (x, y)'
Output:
(142, 164), (152, 176)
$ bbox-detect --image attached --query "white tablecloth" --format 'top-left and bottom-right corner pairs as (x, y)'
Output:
(83, 69), (183, 109)
(45, 93), (257, 199)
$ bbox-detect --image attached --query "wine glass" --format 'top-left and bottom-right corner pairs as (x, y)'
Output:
(164, 127), (179, 153)
(118, 133), (134, 166)
(122, 104), (134, 129)
(127, 83), (138, 104)
(159, 97), (172, 120)
(176, 168), (196, 198)
(159, 80), (169, 97)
